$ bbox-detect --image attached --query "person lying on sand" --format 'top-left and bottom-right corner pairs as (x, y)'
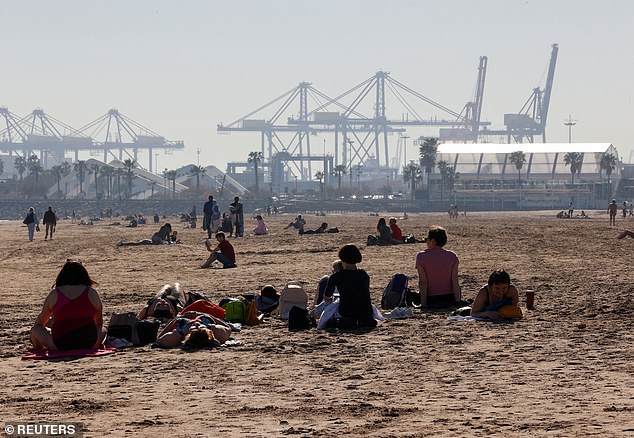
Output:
(138, 283), (186, 320)
(617, 230), (634, 239)
(156, 311), (232, 349)
(470, 269), (521, 319)
(117, 223), (176, 246)
(31, 259), (106, 351)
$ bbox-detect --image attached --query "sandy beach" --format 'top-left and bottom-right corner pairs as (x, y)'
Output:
(1, 211), (633, 437)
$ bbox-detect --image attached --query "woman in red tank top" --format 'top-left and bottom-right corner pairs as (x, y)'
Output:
(31, 260), (105, 351)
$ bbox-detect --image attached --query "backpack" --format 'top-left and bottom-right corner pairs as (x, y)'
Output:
(274, 283), (308, 320)
(381, 273), (409, 309)
(222, 299), (247, 323)
(367, 235), (379, 246)
(288, 305), (313, 330)
(107, 313), (160, 346)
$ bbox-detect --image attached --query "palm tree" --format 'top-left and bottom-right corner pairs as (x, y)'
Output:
(89, 163), (102, 198)
(189, 165), (207, 193)
(26, 153), (44, 182)
(315, 171), (325, 198)
(164, 169), (178, 199)
(599, 152), (617, 196)
(419, 137), (438, 190)
(101, 165), (114, 199)
(332, 165), (347, 191)
(402, 163), (422, 200)
(437, 160), (449, 201)
(14, 155), (27, 180)
(247, 151), (263, 195)
(123, 159), (136, 199)
(563, 152), (584, 186)
(73, 160), (87, 196)
(509, 151), (526, 185)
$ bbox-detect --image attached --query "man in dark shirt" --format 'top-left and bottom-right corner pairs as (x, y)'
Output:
(200, 232), (236, 268)
(43, 206), (57, 240)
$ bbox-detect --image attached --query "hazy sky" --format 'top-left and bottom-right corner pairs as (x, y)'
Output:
(3, 0), (634, 172)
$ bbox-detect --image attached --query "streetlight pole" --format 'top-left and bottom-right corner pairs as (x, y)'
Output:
(564, 115), (576, 143)
(196, 148), (200, 166)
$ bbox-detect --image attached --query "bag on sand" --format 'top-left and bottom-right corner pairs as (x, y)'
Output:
(274, 283), (308, 320)
(245, 300), (263, 326)
(366, 235), (379, 246)
(108, 313), (160, 346)
(288, 306), (313, 331)
(381, 273), (409, 309)
(222, 299), (247, 323)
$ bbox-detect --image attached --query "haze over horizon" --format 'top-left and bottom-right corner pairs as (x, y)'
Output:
(3, 0), (633, 173)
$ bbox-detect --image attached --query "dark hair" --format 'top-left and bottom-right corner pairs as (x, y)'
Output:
(260, 285), (278, 299)
(488, 269), (511, 286)
(215, 231), (225, 239)
(183, 327), (218, 349)
(54, 260), (97, 288)
(427, 225), (448, 247)
(256, 215), (263, 220)
(376, 218), (386, 232)
(338, 244), (362, 264)
(321, 222), (328, 229)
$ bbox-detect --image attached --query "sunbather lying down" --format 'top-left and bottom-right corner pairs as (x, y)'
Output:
(617, 230), (634, 239)
(156, 311), (232, 349)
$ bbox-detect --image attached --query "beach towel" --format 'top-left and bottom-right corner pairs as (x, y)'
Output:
(22, 347), (116, 361)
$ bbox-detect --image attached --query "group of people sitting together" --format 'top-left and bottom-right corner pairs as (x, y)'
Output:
(31, 223), (524, 353)
(367, 217), (416, 245)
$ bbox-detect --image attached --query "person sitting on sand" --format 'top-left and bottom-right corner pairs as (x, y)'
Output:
(322, 244), (377, 329)
(389, 217), (403, 242)
(315, 259), (344, 306)
(617, 230), (634, 239)
(31, 259), (106, 351)
(415, 225), (461, 308)
(117, 223), (175, 246)
(200, 231), (237, 268)
(286, 213), (305, 229)
(470, 269), (521, 319)
(284, 214), (306, 230)
(253, 215), (269, 235)
(138, 283), (186, 320)
(156, 311), (232, 349)
(376, 217), (399, 244)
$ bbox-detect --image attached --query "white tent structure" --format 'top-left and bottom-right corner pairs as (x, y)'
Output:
(436, 143), (619, 181)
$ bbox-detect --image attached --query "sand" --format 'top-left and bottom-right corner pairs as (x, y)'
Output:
(1, 211), (633, 437)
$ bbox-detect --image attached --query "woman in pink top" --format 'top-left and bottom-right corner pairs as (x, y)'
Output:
(415, 225), (460, 307)
(253, 215), (269, 235)
(31, 260), (105, 351)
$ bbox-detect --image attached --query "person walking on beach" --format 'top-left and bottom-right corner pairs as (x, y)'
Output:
(568, 200), (574, 218)
(608, 199), (618, 226)
(43, 206), (57, 240)
(23, 207), (39, 241)
(202, 195), (221, 239)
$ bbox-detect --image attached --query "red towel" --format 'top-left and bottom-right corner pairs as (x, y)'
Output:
(22, 347), (116, 360)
